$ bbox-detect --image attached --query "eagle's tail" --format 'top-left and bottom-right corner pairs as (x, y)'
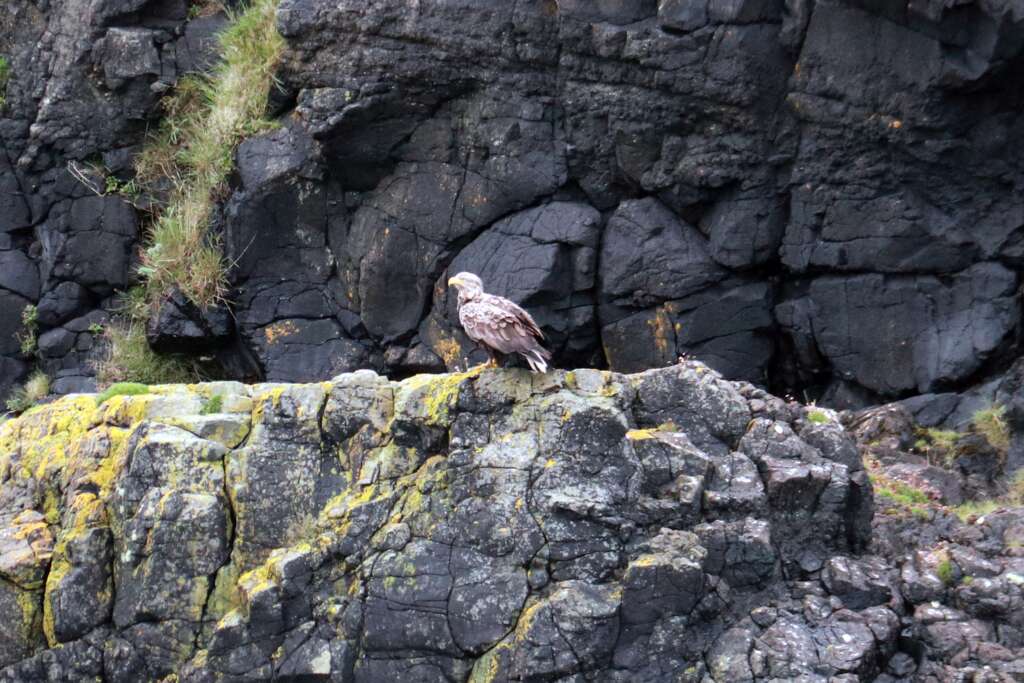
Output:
(522, 344), (552, 374)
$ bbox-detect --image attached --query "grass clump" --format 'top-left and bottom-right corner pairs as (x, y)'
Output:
(874, 477), (930, 506)
(914, 427), (960, 467)
(972, 404), (1009, 455)
(870, 471), (933, 519)
(936, 554), (956, 587)
(94, 321), (199, 386)
(95, 382), (151, 406)
(199, 394), (223, 415)
(5, 371), (50, 413)
(136, 0), (284, 309)
(952, 469), (1024, 523)
(18, 304), (38, 356)
(0, 55), (10, 109)
(95, 0), (284, 386)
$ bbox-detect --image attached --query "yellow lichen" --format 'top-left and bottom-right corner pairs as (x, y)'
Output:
(263, 320), (298, 345)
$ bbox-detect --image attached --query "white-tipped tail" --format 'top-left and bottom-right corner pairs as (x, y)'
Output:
(523, 349), (549, 373)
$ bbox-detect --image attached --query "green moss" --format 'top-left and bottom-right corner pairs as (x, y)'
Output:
(807, 409), (829, 424)
(0, 55), (10, 109)
(936, 554), (956, 587)
(961, 575), (973, 585)
(96, 382), (151, 406)
(199, 394), (223, 415)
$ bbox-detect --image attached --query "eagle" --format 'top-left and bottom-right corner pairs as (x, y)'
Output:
(447, 272), (552, 373)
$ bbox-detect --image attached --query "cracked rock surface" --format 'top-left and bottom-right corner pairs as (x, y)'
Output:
(0, 358), (996, 682)
(4, 0), (1024, 403)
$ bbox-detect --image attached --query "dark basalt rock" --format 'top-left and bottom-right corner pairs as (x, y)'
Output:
(145, 287), (233, 354)
(2, 360), (1024, 680)
(4, 0), (1024, 404)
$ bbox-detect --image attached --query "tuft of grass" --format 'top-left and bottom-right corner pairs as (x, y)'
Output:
(5, 371), (50, 413)
(869, 471), (933, 520)
(95, 382), (151, 406)
(873, 476), (930, 506)
(0, 55), (10, 109)
(807, 409), (829, 424)
(914, 427), (960, 467)
(936, 554), (956, 587)
(199, 394), (223, 415)
(18, 304), (38, 356)
(952, 469), (1024, 523)
(94, 322), (199, 386)
(102, 0), (284, 386)
(136, 0), (284, 309)
(972, 404), (1009, 456)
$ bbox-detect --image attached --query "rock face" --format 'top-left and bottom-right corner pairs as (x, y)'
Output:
(0, 360), (889, 681)
(4, 0), (1024, 404)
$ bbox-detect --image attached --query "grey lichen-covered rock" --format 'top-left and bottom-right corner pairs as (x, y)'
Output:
(3, 359), (1011, 681)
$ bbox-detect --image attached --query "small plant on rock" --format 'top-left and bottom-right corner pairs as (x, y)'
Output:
(0, 55), (10, 109)
(94, 321), (198, 386)
(18, 304), (38, 356)
(5, 371), (50, 413)
(95, 382), (151, 406)
(914, 427), (960, 468)
(807, 409), (829, 425)
(936, 553), (956, 587)
(972, 404), (1009, 456)
(199, 394), (223, 415)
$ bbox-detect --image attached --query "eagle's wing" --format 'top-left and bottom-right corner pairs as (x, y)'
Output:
(460, 295), (549, 357)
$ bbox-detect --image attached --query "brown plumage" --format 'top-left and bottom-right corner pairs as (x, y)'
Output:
(447, 272), (552, 373)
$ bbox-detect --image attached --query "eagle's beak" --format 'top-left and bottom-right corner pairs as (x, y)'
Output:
(447, 276), (461, 287)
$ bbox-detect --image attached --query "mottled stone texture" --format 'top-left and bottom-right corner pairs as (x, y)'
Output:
(3, 0), (1024, 406)
(0, 361), (889, 681)
(4, 361), (1024, 680)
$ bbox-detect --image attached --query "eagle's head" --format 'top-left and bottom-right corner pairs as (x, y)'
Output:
(447, 272), (484, 302)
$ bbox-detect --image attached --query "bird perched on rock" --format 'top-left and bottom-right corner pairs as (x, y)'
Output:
(447, 272), (552, 373)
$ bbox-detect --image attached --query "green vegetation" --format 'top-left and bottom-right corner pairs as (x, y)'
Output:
(100, 0), (284, 385)
(0, 55), (10, 109)
(807, 409), (829, 424)
(952, 469), (1024, 522)
(936, 554), (956, 587)
(95, 321), (198, 386)
(95, 382), (150, 406)
(88, 323), (104, 336)
(199, 394), (223, 415)
(914, 427), (960, 467)
(874, 476), (930, 506)
(18, 305), (38, 356)
(136, 0), (284, 308)
(5, 371), (50, 413)
(972, 404), (1009, 455)
(870, 471), (933, 519)
(961, 575), (973, 585)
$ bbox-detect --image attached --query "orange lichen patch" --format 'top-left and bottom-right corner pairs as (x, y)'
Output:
(432, 336), (464, 367)
(647, 307), (675, 357)
(263, 320), (298, 345)
(889, 119), (902, 129)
